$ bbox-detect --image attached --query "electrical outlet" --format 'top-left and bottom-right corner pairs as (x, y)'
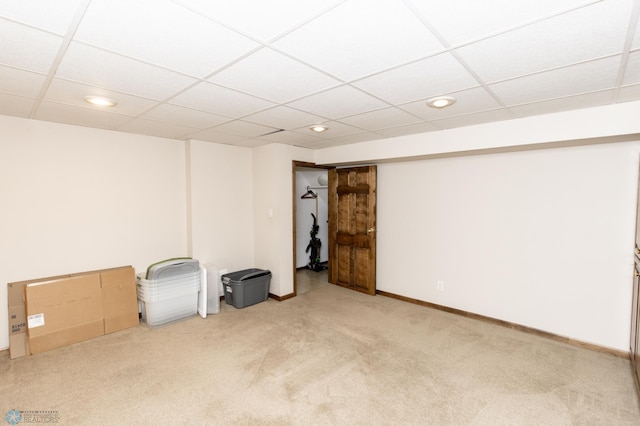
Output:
(437, 280), (444, 291)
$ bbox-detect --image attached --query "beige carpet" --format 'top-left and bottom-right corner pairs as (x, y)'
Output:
(2, 282), (639, 425)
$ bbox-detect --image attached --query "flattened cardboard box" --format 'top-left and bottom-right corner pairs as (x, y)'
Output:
(8, 282), (29, 359)
(101, 267), (139, 334)
(7, 265), (138, 358)
(25, 274), (104, 355)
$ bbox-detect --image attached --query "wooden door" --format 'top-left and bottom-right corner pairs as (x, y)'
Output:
(328, 166), (377, 295)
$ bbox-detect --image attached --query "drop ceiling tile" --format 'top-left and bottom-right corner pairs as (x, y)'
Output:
(171, 81), (275, 117)
(338, 107), (423, 131)
(623, 50), (640, 86)
(353, 52), (479, 105)
(618, 83), (640, 103)
(399, 87), (503, 121)
(374, 122), (439, 137)
(257, 130), (322, 146)
(287, 85), (389, 119)
(292, 121), (365, 139)
(0, 20), (62, 73)
(141, 104), (230, 129)
(43, 78), (158, 116)
(455, 0), (632, 83)
(635, 24), (640, 50)
(273, 0), (445, 81)
(187, 128), (254, 145)
(175, 0), (341, 42)
(34, 101), (134, 130)
(243, 106), (326, 130)
(118, 118), (199, 139)
(0, 93), (35, 118)
(0, 66), (46, 98)
(75, 0), (258, 78)
(430, 109), (513, 129)
(407, 0), (590, 46)
(0, 0), (87, 35)
(56, 42), (197, 100)
(509, 89), (616, 118)
(209, 120), (280, 138)
(209, 48), (340, 103)
(490, 56), (621, 106)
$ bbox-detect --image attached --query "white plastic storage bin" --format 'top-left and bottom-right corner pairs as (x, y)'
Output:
(137, 260), (201, 327)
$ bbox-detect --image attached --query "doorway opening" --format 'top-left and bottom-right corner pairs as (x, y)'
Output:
(292, 161), (331, 296)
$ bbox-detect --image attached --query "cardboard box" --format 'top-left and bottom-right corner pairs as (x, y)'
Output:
(8, 282), (29, 359)
(7, 265), (139, 358)
(25, 274), (104, 355)
(101, 267), (138, 334)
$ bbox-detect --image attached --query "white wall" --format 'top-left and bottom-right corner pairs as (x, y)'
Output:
(187, 140), (254, 288)
(375, 143), (639, 351)
(253, 144), (315, 296)
(295, 170), (329, 268)
(3, 102), (639, 353)
(0, 115), (189, 350)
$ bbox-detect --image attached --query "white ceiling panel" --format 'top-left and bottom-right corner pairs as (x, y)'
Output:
(56, 42), (197, 100)
(292, 121), (364, 139)
(273, 0), (445, 81)
(256, 130), (322, 146)
(75, 0), (258, 78)
(118, 118), (199, 139)
(0, 0), (87, 35)
(490, 56), (621, 106)
(399, 87), (503, 121)
(141, 104), (230, 129)
(171, 81), (275, 117)
(510, 90), (616, 118)
(623, 50), (640, 85)
(0, 1), (638, 146)
(43, 79), (158, 116)
(407, 0), (592, 46)
(339, 107), (423, 131)
(287, 85), (389, 119)
(0, 93), (35, 118)
(243, 106), (327, 130)
(353, 52), (479, 105)
(618, 83), (640, 102)
(174, 0), (343, 42)
(0, 66), (46, 98)
(430, 109), (513, 129)
(188, 128), (254, 145)
(374, 122), (439, 137)
(208, 120), (280, 138)
(34, 102), (134, 130)
(0, 20), (62, 73)
(455, 0), (633, 83)
(208, 48), (340, 103)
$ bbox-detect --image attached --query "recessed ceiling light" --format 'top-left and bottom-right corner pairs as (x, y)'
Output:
(84, 96), (117, 107)
(310, 125), (329, 133)
(426, 96), (456, 109)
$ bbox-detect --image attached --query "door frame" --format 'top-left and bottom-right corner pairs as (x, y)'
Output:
(292, 160), (332, 296)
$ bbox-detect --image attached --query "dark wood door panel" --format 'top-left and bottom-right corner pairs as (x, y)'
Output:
(329, 166), (377, 295)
